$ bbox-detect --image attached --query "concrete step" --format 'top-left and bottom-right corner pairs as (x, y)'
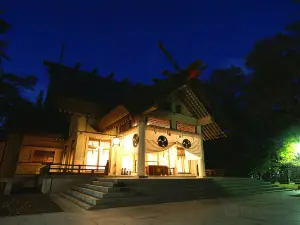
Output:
(227, 187), (289, 196)
(73, 186), (126, 199)
(63, 190), (138, 210)
(59, 192), (93, 210)
(224, 186), (288, 195)
(80, 183), (121, 193)
(226, 186), (281, 194)
(66, 189), (101, 205)
(218, 183), (274, 191)
(213, 182), (272, 187)
(93, 178), (121, 183)
(212, 180), (266, 185)
(92, 180), (116, 188)
(212, 179), (272, 187)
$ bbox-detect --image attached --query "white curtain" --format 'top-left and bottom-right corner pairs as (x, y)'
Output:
(145, 129), (202, 157)
(185, 150), (200, 160)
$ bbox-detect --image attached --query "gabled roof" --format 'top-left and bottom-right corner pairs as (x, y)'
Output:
(44, 60), (156, 117)
(43, 60), (226, 140)
(176, 84), (226, 140)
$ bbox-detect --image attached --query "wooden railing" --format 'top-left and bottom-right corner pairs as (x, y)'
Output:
(18, 161), (109, 175)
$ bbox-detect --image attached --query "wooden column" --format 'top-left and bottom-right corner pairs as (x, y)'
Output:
(137, 116), (147, 178)
(197, 125), (206, 178)
(73, 133), (87, 165)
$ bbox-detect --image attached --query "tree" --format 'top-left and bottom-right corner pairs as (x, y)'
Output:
(0, 12), (38, 196)
(246, 20), (300, 120)
(0, 13), (38, 127)
(276, 126), (300, 166)
(242, 17), (300, 178)
(0, 10), (10, 67)
(0, 73), (37, 126)
(36, 89), (44, 106)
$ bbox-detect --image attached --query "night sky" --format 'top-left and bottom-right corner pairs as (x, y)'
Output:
(2, 0), (296, 100)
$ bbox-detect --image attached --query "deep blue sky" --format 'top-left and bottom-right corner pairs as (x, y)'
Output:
(2, 0), (296, 100)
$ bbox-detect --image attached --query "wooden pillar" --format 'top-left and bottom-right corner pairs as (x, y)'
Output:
(197, 125), (206, 178)
(73, 133), (87, 165)
(137, 116), (146, 178)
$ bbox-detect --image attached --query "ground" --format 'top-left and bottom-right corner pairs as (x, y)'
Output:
(0, 193), (62, 217)
(1, 191), (300, 225)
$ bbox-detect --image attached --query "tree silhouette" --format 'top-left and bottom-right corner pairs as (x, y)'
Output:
(0, 12), (38, 127)
(0, 10), (10, 67)
(36, 89), (44, 106)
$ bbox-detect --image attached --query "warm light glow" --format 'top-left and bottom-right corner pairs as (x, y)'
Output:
(86, 150), (98, 169)
(177, 155), (190, 173)
(122, 155), (133, 171)
(123, 135), (134, 152)
(185, 151), (199, 160)
(112, 137), (120, 146)
(147, 153), (157, 166)
(99, 149), (109, 166)
(158, 151), (169, 166)
(169, 147), (177, 168)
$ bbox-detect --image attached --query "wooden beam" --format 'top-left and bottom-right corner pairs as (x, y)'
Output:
(142, 105), (157, 115)
(97, 105), (130, 131)
(198, 115), (213, 126)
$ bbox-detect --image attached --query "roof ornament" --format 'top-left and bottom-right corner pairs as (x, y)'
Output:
(157, 41), (207, 81)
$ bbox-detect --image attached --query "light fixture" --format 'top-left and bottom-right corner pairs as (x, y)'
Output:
(112, 137), (120, 146)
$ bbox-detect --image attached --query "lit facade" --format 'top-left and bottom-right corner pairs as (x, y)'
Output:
(14, 60), (226, 178)
(59, 91), (224, 178)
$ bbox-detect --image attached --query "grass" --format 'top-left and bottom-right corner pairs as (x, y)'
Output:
(273, 182), (300, 190)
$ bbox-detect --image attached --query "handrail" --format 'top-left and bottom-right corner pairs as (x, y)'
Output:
(18, 161), (110, 175)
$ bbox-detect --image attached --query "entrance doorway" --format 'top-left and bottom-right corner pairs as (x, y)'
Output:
(86, 139), (110, 171)
(177, 148), (191, 174)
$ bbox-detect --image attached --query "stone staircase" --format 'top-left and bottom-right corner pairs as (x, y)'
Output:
(59, 178), (136, 210)
(211, 177), (288, 196)
(59, 177), (227, 210)
(59, 177), (290, 210)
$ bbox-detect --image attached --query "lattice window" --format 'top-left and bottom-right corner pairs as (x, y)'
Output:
(176, 122), (196, 133)
(118, 121), (131, 133)
(147, 116), (170, 128)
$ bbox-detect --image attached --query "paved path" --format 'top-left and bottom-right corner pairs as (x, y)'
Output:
(1, 191), (300, 225)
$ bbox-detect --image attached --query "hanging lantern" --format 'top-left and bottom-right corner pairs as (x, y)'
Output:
(112, 137), (120, 146)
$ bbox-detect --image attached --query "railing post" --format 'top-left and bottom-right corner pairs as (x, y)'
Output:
(46, 164), (50, 176)
(105, 160), (109, 175)
(78, 165), (81, 174)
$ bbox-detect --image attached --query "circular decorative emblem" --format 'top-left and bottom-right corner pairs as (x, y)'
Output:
(132, 134), (139, 147)
(157, 135), (168, 147)
(182, 139), (191, 149)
